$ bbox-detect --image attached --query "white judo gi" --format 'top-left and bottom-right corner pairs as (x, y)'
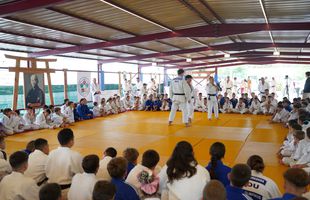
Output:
(188, 85), (196, 121)
(206, 83), (219, 119)
(243, 170), (281, 200)
(168, 76), (191, 124)
(91, 82), (101, 103)
(0, 171), (39, 200)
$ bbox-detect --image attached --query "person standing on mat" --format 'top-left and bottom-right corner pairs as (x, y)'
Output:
(206, 76), (219, 120)
(168, 69), (191, 127)
(185, 75), (196, 124)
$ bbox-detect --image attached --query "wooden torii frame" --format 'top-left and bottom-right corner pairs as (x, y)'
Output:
(5, 55), (56, 110)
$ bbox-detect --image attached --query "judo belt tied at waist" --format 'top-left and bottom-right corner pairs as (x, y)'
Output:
(174, 93), (185, 95)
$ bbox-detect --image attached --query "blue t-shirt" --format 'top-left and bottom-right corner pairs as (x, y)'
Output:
(127, 162), (135, 177)
(111, 178), (140, 200)
(230, 98), (238, 108)
(226, 185), (253, 200)
(269, 193), (296, 200)
(145, 100), (154, 109)
(77, 104), (93, 119)
(206, 160), (231, 186)
(220, 97), (225, 107)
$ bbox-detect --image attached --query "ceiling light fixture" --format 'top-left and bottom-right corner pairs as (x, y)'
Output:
(224, 53), (230, 58)
(186, 58), (192, 62)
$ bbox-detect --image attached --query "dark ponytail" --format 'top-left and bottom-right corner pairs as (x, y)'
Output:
(247, 155), (265, 173)
(209, 142), (226, 180)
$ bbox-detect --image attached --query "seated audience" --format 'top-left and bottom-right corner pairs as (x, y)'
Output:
(64, 101), (75, 123)
(203, 180), (226, 200)
(0, 136), (11, 181)
(226, 164), (252, 200)
(123, 147), (139, 178)
(249, 97), (262, 115)
(92, 180), (116, 200)
(39, 183), (62, 200)
(23, 106), (40, 130)
(51, 107), (70, 128)
(232, 98), (248, 114)
(145, 94), (154, 111)
(153, 97), (162, 111)
(23, 140), (35, 155)
(230, 93), (238, 109)
(243, 155), (281, 200)
(61, 98), (70, 114)
(108, 157), (140, 200)
(77, 98), (93, 120)
(25, 138), (49, 185)
(195, 93), (204, 111)
(68, 154), (99, 200)
(0, 151), (39, 199)
(161, 99), (170, 111)
(0, 108), (23, 135)
(280, 130), (304, 158)
(45, 128), (83, 190)
(270, 168), (309, 200)
(158, 141), (210, 200)
(35, 109), (56, 129)
(220, 97), (233, 114)
(93, 102), (101, 117)
(282, 130), (305, 166)
(126, 149), (160, 189)
(206, 142), (231, 186)
(97, 147), (117, 181)
(272, 103), (290, 123)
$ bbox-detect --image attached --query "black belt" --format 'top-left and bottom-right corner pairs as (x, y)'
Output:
(208, 94), (216, 96)
(137, 89), (140, 91)
(60, 184), (71, 190)
(174, 93), (185, 95)
(191, 97), (194, 99)
(37, 177), (48, 186)
(226, 88), (232, 90)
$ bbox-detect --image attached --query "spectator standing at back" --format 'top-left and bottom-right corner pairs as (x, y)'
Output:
(303, 72), (310, 99)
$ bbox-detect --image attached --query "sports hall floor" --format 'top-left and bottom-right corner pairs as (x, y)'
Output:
(5, 112), (288, 192)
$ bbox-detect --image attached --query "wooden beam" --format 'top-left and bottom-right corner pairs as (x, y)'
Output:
(5, 54), (57, 62)
(45, 61), (54, 105)
(8, 68), (56, 74)
(12, 59), (20, 110)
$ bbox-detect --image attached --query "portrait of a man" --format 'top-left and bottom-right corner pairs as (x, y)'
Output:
(24, 73), (45, 107)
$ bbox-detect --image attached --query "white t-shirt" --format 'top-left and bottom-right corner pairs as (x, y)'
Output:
(158, 164), (210, 200)
(68, 173), (98, 200)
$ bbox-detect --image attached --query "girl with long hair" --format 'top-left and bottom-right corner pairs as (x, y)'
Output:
(206, 142), (231, 186)
(158, 141), (210, 200)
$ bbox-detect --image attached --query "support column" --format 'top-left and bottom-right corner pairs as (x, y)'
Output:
(214, 66), (219, 84)
(138, 65), (143, 82)
(98, 63), (105, 90)
(63, 69), (68, 99)
(164, 68), (168, 87)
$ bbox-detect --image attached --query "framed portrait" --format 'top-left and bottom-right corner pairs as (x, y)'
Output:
(23, 73), (45, 108)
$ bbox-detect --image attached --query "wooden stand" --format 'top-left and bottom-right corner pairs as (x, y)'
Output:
(5, 55), (56, 110)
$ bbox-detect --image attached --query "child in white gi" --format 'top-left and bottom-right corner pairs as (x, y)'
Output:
(249, 97), (262, 115)
(220, 97), (233, 114)
(92, 102), (101, 117)
(271, 104), (289, 123)
(161, 99), (170, 111)
(64, 101), (75, 123)
(23, 106), (40, 130)
(281, 130), (304, 159)
(68, 155), (99, 200)
(195, 93), (204, 111)
(35, 109), (56, 129)
(51, 108), (70, 128)
(232, 98), (248, 114)
(0, 151), (39, 200)
(0, 108), (23, 135)
(261, 96), (277, 115)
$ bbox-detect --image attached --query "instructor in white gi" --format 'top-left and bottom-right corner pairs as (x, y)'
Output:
(206, 76), (219, 120)
(168, 69), (191, 127)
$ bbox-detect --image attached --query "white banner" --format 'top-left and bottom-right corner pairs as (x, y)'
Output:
(77, 72), (92, 101)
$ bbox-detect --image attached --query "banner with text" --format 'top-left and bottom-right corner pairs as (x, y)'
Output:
(77, 72), (92, 101)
